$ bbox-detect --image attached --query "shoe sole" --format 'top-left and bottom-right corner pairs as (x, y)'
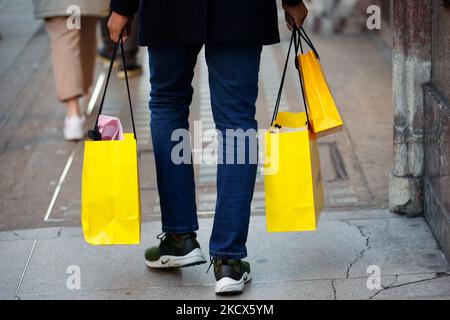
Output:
(64, 131), (84, 141)
(64, 117), (86, 141)
(215, 272), (252, 295)
(97, 56), (120, 68)
(117, 68), (143, 79)
(145, 248), (207, 269)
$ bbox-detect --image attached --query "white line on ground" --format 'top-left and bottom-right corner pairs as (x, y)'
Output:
(14, 239), (37, 298)
(43, 149), (76, 222)
(86, 71), (106, 116)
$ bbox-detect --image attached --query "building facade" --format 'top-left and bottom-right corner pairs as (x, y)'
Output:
(391, 0), (450, 260)
(423, 0), (450, 260)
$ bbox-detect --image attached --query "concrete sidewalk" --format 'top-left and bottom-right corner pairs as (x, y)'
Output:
(1, 209), (449, 300)
(0, 1), (449, 301)
(0, 0), (42, 79)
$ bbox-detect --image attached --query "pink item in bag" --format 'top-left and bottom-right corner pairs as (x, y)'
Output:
(98, 115), (124, 141)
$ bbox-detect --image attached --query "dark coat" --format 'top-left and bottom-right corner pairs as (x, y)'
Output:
(110, 0), (302, 46)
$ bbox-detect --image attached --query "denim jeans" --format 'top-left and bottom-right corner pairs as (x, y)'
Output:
(148, 43), (262, 259)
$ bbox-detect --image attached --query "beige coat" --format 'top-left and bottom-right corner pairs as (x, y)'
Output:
(33, 0), (109, 19)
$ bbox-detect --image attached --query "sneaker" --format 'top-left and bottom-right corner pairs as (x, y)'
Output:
(63, 115), (85, 141)
(145, 233), (207, 269)
(97, 48), (119, 68)
(213, 258), (252, 295)
(117, 59), (143, 79)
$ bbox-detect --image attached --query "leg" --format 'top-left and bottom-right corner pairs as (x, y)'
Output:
(148, 44), (203, 234)
(45, 17), (86, 140)
(45, 17), (84, 103)
(205, 43), (262, 259)
(80, 17), (98, 96)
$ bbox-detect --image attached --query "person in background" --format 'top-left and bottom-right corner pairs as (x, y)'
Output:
(108, 0), (308, 295)
(98, 13), (143, 79)
(33, 0), (109, 141)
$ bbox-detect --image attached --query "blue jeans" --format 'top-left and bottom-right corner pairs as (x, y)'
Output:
(148, 43), (262, 259)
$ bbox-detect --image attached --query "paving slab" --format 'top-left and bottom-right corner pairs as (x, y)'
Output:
(13, 211), (450, 299)
(371, 273), (450, 300)
(334, 275), (398, 300)
(0, 231), (24, 242)
(0, 239), (35, 300)
(322, 209), (397, 221)
(345, 218), (449, 278)
(17, 215), (361, 297)
(58, 227), (84, 238)
(334, 273), (450, 300)
(4, 228), (61, 241)
(17, 236), (170, 296)
(19, 279), (334, 300)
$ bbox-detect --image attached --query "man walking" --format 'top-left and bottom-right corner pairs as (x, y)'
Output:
(108, 0), (308, 295)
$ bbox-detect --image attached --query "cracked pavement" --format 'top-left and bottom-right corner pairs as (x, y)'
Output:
(1, 209), (449, 300)
(343, 221), (371, 279)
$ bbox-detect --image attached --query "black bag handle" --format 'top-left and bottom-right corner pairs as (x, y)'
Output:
(271, 27), (318, 130)
(298, 27), (320, 59)
(88, 36), (137, 141)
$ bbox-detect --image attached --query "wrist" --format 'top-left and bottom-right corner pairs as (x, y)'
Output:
(112, 11), (130, 19)
(111, 12), (132, 25)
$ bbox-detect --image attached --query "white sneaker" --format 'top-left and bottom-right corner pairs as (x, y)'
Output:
(63, 115), (85, 141)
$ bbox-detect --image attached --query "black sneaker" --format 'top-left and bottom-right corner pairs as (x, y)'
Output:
(213, 258), (252, 295)
(145, 233), (207, 269)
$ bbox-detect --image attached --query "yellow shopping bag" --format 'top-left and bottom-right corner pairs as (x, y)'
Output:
(82, 134), (141, 245)
(264, 28), (324, 233)
(298, 28), (343, 138)
(264, 112), (324, 232)
(81, 37), (141, 245)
